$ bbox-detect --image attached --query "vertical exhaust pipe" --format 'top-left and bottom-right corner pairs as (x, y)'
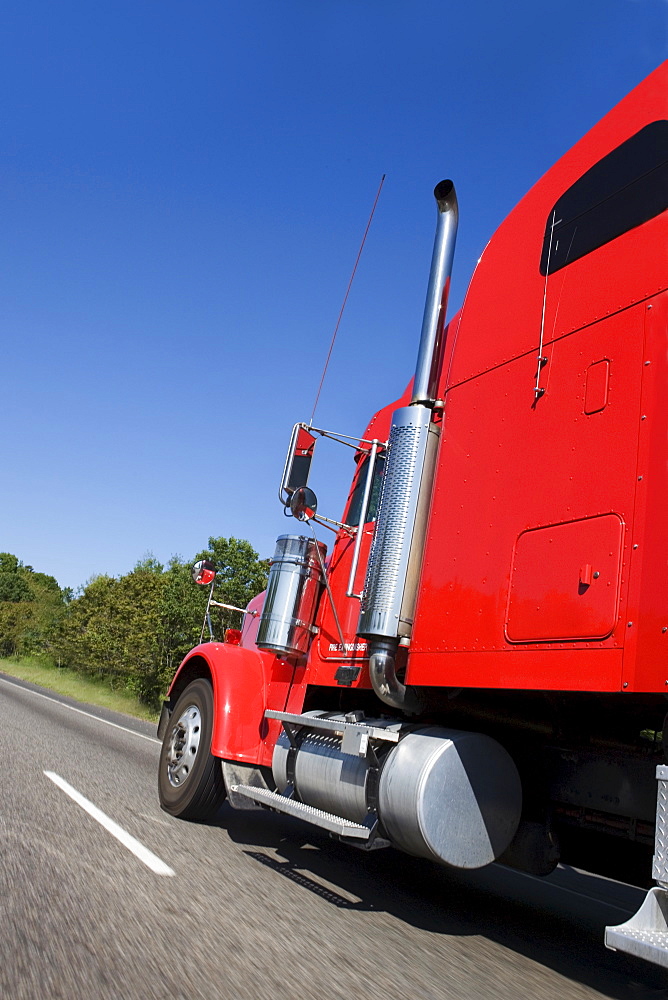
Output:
(358, 181), (458, 713)
(411, 180), (459, 405)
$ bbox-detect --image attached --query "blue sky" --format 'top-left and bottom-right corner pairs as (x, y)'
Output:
(2, 1), (665, 590)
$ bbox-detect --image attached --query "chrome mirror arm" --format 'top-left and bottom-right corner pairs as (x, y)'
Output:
(308, 426), (380, 450)
(314, 513), (355, 535)
(209, 600), (259, 617)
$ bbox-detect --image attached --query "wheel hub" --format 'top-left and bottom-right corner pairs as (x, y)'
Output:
(166, 704), (201, 787)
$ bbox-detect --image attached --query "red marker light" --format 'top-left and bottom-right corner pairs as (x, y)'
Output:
(225, 628), (242, 646)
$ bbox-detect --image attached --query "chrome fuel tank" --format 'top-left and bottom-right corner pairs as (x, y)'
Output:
(378, 728), (522, 868)
(270, 711), (522, 869)
(273, 725), (370, 823)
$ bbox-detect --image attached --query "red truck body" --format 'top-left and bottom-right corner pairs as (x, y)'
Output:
(159, 63), (668, 965)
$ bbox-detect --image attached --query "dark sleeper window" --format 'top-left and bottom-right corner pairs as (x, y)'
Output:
(346, 454), (385, 527)
(540, 120), (668, 275)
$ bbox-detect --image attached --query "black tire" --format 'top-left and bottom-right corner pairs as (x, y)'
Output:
(158, 678), (227, 821)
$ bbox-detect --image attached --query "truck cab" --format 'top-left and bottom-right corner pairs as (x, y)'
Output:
(158, 63), (668, 967)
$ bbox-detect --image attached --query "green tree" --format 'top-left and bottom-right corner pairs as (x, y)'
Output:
(150, 539), (269, 697)
(154, 557), (209, 690)
(134, 553), (165, 575)
(55, 572), (164, 697)
(54, 537), (269, 709)
(203, 536), (269, 633)
(0, 552), (34, 604)
(0, 553), (67, 657)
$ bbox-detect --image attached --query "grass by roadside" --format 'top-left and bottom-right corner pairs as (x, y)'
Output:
(0, 656), (160, 723)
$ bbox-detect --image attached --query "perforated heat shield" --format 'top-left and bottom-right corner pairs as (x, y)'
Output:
(358, 405), (433, 640)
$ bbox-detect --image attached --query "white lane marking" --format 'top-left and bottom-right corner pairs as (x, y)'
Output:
(0, 675), (160, 744)
(44, 771), (175, 877)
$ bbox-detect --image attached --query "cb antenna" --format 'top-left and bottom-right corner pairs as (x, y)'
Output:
(309, 174), (386, 426)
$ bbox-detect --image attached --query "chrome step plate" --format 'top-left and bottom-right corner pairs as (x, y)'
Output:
(605, 886), (668, 968)
(230, 784), (372, 840)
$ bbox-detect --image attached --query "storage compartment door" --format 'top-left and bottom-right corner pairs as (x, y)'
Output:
(505, 514), (623, 642)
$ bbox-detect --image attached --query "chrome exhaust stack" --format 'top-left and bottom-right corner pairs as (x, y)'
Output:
(358, 181), (458, 713)
(411, 179), (459, 406)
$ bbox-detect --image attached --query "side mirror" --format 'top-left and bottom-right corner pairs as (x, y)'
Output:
(192, 559), (217, 585)
(290, 486), (318, 522)
(280, 424), (317, 504)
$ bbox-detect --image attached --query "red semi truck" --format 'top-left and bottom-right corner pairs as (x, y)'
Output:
(158, 64), (668, 965)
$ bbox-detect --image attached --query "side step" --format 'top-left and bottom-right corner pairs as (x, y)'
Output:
(230, 784), (372, 840)
(605, 765), (668, 968)
(605, 886), (668, 968)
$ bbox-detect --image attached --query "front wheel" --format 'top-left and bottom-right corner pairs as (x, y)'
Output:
(158, 678), (226, 821)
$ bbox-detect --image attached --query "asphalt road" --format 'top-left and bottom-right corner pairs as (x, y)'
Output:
(1, 672), (667, 1000)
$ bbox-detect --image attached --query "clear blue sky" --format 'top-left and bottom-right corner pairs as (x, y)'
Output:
(2, 1), (665, 590)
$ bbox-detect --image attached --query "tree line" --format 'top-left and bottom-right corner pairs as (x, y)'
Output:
(0, 538), (269, 708)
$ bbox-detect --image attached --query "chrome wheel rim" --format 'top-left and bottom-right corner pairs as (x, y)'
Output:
(166, 704), (202, 787)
